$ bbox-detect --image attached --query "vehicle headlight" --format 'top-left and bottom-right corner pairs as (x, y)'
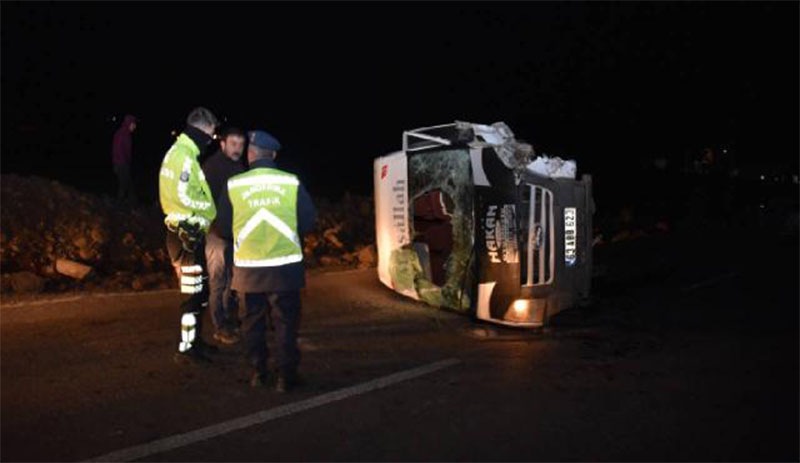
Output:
(504, 298), (544, 325)
(512, 299), (530, 317)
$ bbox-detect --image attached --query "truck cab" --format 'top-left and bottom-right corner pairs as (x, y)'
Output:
(374, 121), (594, 327)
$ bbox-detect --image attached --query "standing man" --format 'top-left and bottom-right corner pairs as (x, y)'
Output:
(111, 114), (137, 206)
(222, 130), (316, 391)
(158, 107), (219, 365)
(202, 127), (246, 345)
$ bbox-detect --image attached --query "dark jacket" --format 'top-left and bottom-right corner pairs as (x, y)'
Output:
(223, 158), (317, 292)
(111, 115), (136, 166)
(202, 150), (245, 238)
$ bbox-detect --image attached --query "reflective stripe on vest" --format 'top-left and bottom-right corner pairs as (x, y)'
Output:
(234, 254), (304, 268)
(228, 168), (303, 268)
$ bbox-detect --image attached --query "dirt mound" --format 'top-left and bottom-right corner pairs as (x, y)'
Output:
(1, 174), (174, 293)
(303, 192), (376, 270)
(0, 175), (376, 295)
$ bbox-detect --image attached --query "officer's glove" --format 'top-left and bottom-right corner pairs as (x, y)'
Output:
(177, 222), (203, 252)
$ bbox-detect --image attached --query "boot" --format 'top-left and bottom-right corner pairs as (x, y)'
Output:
(195, 337), (219, 354)
(275, 370), (303, 393)
(250, 371), (269, 388)
(213, 328), (241, 345)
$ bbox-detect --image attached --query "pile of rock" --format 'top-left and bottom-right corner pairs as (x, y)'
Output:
(1, 175), (378, 295)
(303, 192), (376, 269)
(1, 174), (174, 294)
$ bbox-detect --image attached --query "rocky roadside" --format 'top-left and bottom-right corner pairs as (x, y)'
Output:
(1, 175), (376, 296)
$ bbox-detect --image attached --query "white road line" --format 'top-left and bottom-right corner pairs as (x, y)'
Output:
(681, 271), (740, 292)
(83, 358), (461, 462)
(0, 289), (178, 308)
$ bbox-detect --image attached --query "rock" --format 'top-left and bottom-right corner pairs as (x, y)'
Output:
(303, 233), (321, 254)
(323, 226), (344, 249)
(131, 277), (145, 291)
(356, 245), (377, 268)
(122, 233), (135, 247)
(78, 247), (95, 261)
(141, 252), (155, 270)
(40, 262), (56, 276)
(73, 236), (88, 249)
(319, 255), (342, 267)
(6, 271), (45, 293)
(131, 272), (170, 291)
(154, 248), (169, 264)
(90, 226), (107, 244)
(55, 259), (93, 280)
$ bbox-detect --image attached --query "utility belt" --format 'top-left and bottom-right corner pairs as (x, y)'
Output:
(165, 214), (208, 252)
(164, 213), (209, 231)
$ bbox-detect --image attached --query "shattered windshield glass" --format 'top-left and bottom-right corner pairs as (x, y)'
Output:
(402, 148), (475, 311)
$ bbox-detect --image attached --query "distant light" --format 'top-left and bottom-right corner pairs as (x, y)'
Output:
(212, 134), (218, 140)
(759, 204), (765, 209)
(170, 130), (177, 137)
(722, 149), (728, 154)
(760, 175), (765, 180)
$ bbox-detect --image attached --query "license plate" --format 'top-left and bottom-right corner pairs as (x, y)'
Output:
(564, 207), (577, 266)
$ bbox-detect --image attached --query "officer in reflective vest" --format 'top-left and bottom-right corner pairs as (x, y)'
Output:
(222, 130), (316, 392)
(158, 107), (219, 365)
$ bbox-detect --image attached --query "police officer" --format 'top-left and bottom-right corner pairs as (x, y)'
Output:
(221, 130), (316, 391)
(158, 107), (219, 365)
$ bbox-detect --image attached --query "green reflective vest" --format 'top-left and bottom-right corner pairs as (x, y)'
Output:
(227, 167), (302, 267)
(158, 133), (217, 232)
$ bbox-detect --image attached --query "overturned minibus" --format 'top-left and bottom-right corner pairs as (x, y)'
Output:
(374, 121), (594, 327)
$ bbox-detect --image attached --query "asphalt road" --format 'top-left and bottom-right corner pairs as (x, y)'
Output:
(2, 229), (798, 462)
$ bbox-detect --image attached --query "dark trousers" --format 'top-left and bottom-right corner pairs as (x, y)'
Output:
(166, 230), (209, 353)
(241, 291), (302, 376)
(113, 163), (136, 206)
(204, 233), (238, 331)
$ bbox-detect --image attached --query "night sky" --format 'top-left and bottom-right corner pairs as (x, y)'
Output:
(2, 2), (797, 201)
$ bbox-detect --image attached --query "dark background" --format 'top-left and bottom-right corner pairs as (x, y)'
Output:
(2, 2), (797, 203)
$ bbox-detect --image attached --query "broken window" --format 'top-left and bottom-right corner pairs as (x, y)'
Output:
(412, 189), (454, 286)
(405, 149), (475, 311)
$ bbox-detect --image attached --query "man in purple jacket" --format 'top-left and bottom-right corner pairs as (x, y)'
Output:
(111, 114), (138, 206)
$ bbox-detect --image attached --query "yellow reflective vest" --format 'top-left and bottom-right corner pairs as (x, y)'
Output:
(227, 167), (302, 267)
(158, 133), (217, 232)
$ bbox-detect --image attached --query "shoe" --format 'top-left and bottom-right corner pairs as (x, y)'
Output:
(275, 372), (303, 393)
(173, 349), (212, 365)
(250, 372), (269, 388)
(196, 339), (219, 354)
(213, 329), (240, 345)
(275, 375), (290, 393)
